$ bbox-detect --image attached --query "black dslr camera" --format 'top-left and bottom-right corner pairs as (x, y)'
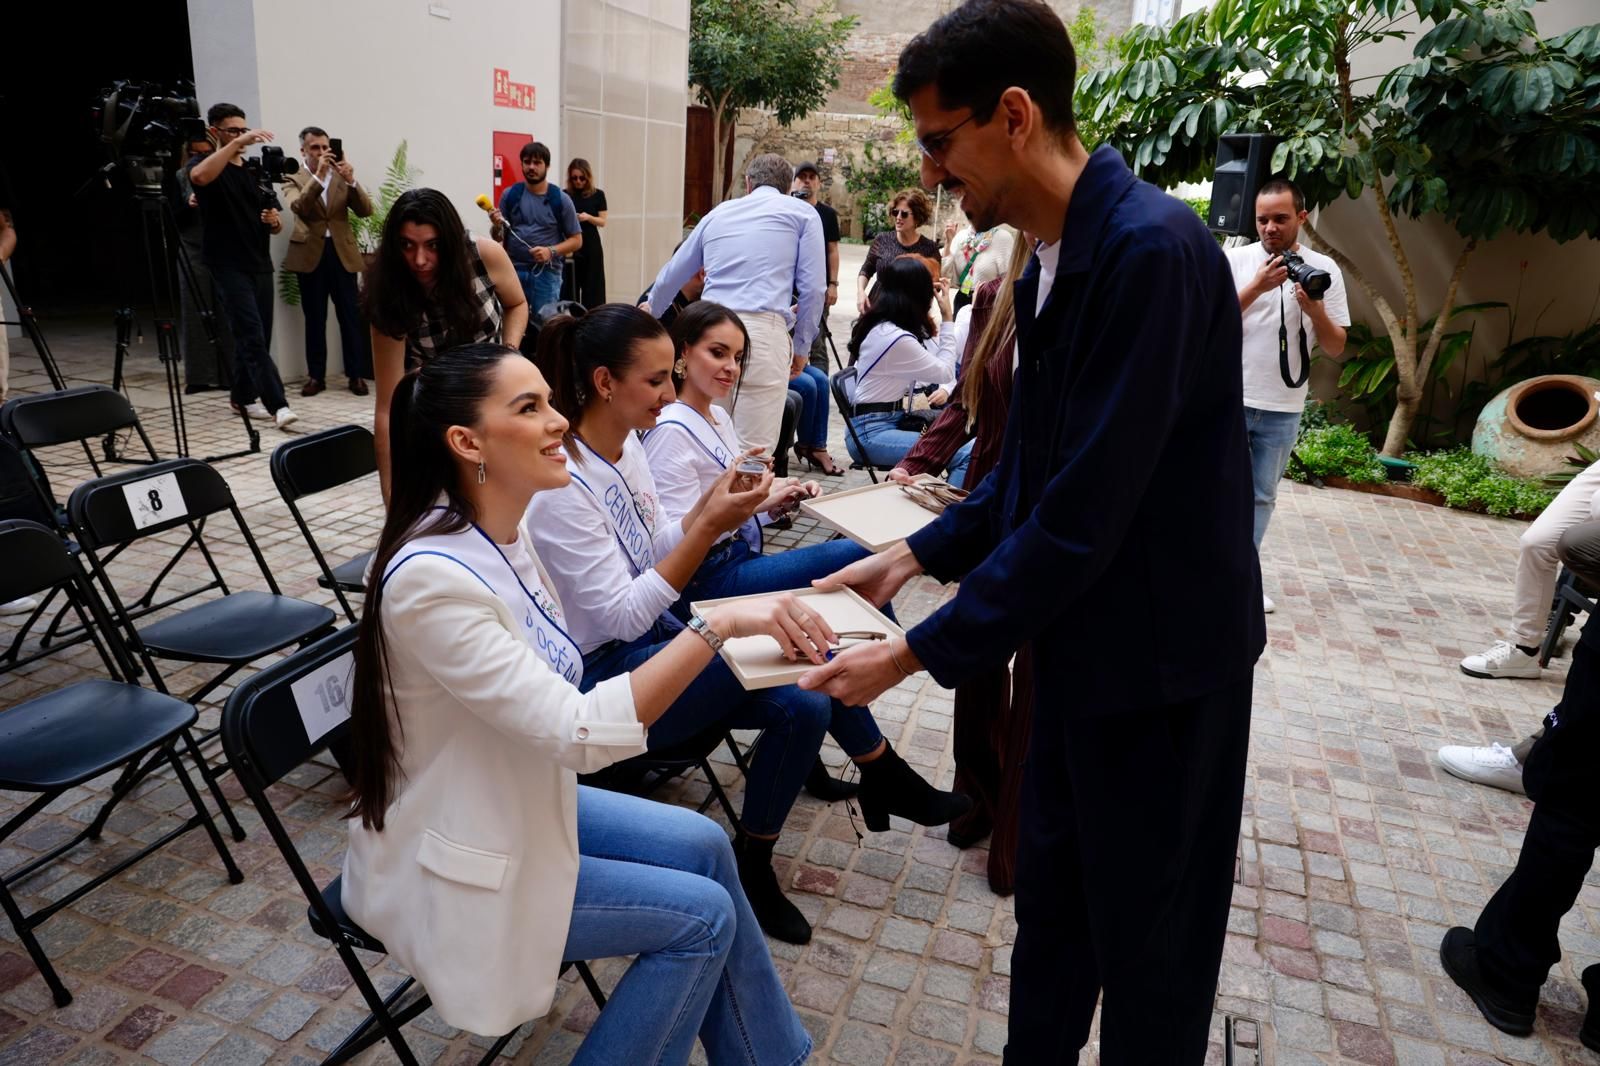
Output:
(241, 145), (299, 210)
(1280, 249), (1331, 300)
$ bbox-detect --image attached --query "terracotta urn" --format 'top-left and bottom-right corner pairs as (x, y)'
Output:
(1471, 374), (1600, 479)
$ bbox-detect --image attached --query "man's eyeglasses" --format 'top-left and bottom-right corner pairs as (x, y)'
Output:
(216, 126), (248, 138)
(914, 112), (976, 165)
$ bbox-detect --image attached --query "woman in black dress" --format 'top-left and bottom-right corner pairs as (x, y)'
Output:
(563, 158), (607, 307)
(855, 188), (940, 313)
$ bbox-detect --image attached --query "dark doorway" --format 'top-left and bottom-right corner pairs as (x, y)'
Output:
(682, 105), (734, 226)
(0, 5), (196, 315)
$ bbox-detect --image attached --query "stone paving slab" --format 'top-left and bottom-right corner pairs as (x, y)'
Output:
(0, 304), (1593, 1063)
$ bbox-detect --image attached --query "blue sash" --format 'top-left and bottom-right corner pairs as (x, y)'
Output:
(569, 437), (658, 578)
(644, 403), (761, 553)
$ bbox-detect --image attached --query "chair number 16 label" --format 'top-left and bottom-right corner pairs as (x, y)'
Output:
(122, 473), (188, 530)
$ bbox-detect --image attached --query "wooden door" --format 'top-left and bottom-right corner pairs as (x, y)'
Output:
(683, 105), (735, 225)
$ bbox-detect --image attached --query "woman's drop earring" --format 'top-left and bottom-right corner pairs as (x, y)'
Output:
(476, 460), (486, 485)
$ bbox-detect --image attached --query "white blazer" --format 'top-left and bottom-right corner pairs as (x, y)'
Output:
(340, 527), (648, 1037)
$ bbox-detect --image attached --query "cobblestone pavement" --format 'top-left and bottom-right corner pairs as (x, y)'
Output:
(0, 303), (1595, 1065)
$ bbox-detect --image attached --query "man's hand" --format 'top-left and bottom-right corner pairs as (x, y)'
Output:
(825, 281), (838, 308)
(532, 245), (554, 264)
(261, 208), (282, 232)
(799, 638), (920, 707)
(1249, 255), (1287, 298)
(812, 540), (923, 609)
(236, 129), (275, 152)
(790, 353), (807, 380)
(334, 160), (355, 184)
(489, 208), (506, 228)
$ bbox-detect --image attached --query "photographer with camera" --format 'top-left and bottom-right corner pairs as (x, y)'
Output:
(1227, 177), (1348, 610)
(187, 102), (298, 431)
(284, 127), (372, 397)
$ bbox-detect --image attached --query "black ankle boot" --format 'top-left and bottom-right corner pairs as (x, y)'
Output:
(804, 757), (860, 802)
(1582, 963), (1600, 1053)
(734, 835), (812, 945)
(1438, 927), (1536, 1037)
(855, 742), (973, 833)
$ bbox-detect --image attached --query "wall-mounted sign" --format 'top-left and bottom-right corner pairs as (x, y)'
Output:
(823, 148), (836, 164)
(494, 68), (537, 111)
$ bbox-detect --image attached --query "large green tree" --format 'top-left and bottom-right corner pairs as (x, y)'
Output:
(690, 0), (855, 205)
(1077, 0), (1600, 454)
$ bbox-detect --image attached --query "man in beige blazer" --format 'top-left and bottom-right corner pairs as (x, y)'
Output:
(283, 127), (372, 396)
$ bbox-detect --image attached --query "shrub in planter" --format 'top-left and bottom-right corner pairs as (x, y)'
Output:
(1409, 448), (1555, 518)
(1289, 424), (1387, 484)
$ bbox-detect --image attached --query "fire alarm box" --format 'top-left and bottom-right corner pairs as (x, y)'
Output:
(492, 130), (532, 206)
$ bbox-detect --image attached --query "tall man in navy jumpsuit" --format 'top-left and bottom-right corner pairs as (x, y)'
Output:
(801, 2), (1265, 1062)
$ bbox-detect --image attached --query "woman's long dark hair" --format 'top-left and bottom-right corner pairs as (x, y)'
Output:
(668, 301), (749, 389)
(348, 342), (521, 830)
(848, 255), (937, 364)
(362, 189), (485, 344)
(535, 303), (668, 454)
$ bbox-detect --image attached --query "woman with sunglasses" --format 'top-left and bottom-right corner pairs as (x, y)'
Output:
(528, 304), (971, 946)
(562, 159), (607, 307)
(855, 188), (941, 313)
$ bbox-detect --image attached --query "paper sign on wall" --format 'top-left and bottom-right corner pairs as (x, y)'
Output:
(122, 472), (187, 530)
(290, 652), (355, 744)
(494, 68), (537, 111)
(823, 148), (836, 164)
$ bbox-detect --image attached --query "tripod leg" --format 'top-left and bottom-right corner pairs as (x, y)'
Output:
(0, 260), (65, 391)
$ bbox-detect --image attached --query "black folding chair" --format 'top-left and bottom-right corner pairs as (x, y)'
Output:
(222, 627), (605, 1066)
(829, 366), (885, 484)
(1540, 566), (1598, 666)
(68, 457), (339, 840)
(0, 520), (243, 1007)
(270, 425), (379, 623)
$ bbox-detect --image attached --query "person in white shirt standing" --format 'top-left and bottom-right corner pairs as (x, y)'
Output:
(1225, 177), (1349, 612)
(648, 154), (826, 457)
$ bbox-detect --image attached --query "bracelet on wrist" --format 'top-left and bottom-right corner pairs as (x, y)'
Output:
(887, 638), (914, 677)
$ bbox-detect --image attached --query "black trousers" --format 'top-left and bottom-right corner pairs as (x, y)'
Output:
(1476, 623), (1600, 999)
(210, 266), (287, 413)
(296, 241), (371, 381)
(1005, 670), (1253, 1065)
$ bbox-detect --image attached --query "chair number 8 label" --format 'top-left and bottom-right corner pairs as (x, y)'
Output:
(122, 473), (189, 530)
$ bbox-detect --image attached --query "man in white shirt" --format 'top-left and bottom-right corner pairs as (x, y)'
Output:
(1226, 178), (1349, 611)
(649, 154), (826, 455)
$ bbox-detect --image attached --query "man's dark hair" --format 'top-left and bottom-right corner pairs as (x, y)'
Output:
(1256, 178), (1306, 213)
(520, 141), (552, 166)
(893, 0), (1077, 137)
(299, 126), (328, 143)
(206, 102), (246, 127)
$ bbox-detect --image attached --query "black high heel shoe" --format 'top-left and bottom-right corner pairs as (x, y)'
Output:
(855, 742), (972, 833)
(804, 757), (860, 802)
(793, 444), (844, 476)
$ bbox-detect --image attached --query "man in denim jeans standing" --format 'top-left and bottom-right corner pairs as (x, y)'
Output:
(489, 142), (582, 318)
(1225, 177), (1348, 610)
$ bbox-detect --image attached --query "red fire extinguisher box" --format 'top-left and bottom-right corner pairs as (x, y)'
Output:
(492, 131), (532, 205)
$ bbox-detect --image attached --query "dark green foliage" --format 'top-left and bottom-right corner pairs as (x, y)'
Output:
(1409, 447), (1557, 515)
(1290, 423), (1389, 483)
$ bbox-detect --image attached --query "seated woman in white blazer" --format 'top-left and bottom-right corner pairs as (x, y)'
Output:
(527, 305), (970, 947)
(342, 343), (820, 1063)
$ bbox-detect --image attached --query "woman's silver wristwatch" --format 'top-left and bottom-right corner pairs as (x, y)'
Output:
(687, 612), (725, 652)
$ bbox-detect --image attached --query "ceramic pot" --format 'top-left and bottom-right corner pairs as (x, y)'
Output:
(1471, 374), (1600, 479)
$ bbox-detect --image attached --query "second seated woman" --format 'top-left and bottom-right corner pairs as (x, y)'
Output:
(342, 342), (814, 1064)
(363, 188), (529, 496)
(844, 256), (964, 478)
(527, 305), (970, 945)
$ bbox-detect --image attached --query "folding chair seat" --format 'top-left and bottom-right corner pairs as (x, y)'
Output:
(829, 366), (887, 482)
(68, 457), (339, 839)
(222, 627), (604, 1066)
(270, 425), (379, 623)
(0, 520), (242, 1007)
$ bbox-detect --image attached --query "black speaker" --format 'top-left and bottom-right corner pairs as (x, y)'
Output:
(1207, 133), (1280, 238)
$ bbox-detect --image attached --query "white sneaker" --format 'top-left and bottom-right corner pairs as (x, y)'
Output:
(1263, 593), (1275, 613)
(274, 407), (299, 430)
(1438, 742), (1526, 794)
(1460, 639), (1541, 679)
(0, 596), (39, 617)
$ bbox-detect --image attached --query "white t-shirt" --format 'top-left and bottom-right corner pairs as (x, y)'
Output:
(1034, 239), (1062, 316)
(1226, 241), (1350, 413)
(853, 321), (958, 405)
(526, 434), (687, 654)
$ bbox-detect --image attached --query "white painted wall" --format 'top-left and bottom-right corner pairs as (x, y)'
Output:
(188, 0), (567, 379)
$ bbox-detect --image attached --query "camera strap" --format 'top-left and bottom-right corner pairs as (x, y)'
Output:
(1278, 287), (1310, 390)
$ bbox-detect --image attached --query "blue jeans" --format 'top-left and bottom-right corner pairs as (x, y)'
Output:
(516, 264), (564, 316)
(564, 787), (811, 1066)
(787, 364), (832, 449)
(845, 411), (922, 471)
(946, 439), (975, 489)
(581, 616), (879, 835)
(1243, 406), (1303, 549)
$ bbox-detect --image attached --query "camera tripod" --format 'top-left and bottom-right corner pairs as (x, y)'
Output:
(0, 258), (66, 393)
(110, 187), (259, 461)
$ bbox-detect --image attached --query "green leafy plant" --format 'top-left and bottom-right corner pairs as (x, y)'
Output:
(1544, 441), (1600, 487)
(1409, 447), (1556, 517)
(1289, 422), (1388, 483)
(844, 139), (921, 237)
(690, 0), (856, 204)
(1075, 0), (1600, 456)
(349, 141), (421, 255)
